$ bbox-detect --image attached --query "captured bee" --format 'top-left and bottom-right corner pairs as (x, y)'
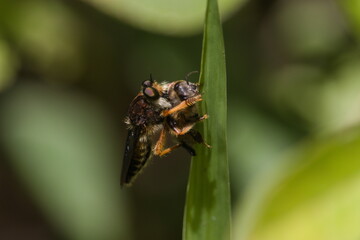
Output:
(154, 74), (210, 157)
(121, 74), (207, 187)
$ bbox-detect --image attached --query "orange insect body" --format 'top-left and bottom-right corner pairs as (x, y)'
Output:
(121, 75), (209, 187)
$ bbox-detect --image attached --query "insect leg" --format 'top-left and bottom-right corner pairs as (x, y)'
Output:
(154, 125), (196, 156)
(158, 143), (182, 156)
(173, 124), (195, 136)
(198, 114), (208, 121)
(188, 129), (211, 148)
(169, 114), (208, 136)
(154, 127), (167, 156)
(180, 141), (196, 156)
(161, 95), (203, 117)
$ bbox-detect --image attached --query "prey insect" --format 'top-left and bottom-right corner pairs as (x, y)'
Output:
(154, 76), (210, 157)
(121, 73), (209, 187)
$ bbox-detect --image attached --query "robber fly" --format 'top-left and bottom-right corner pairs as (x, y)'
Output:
(121, 73), (208, 187)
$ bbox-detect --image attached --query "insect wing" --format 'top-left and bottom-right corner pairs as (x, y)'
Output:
(121, 127), (153, 186)
(121, 127), (141, 186)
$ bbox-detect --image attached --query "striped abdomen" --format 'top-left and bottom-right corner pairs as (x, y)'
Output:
(121, 128), (152, 186)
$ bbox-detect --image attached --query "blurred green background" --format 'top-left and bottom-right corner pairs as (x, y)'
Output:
(1, 0), (360, 239)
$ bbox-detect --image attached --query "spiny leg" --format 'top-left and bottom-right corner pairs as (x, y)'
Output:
(174, 124), (194, 136)
(198, 114), (208, 121)
(158, 143), (182, 157)
(188, 129), (211, 148)
(159, 141), (196, 157)
(154, 128), (184, 157)
(155, 130), (209, 157)
(180, 141), (196, 156)
(161, 95), (202, 117)
(172, 114), (209, 136)
(154, 128), (167, 156)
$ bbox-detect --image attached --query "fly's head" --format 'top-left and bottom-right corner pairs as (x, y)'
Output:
(142, 79), (160, 101)
(141, 78), (172, 111)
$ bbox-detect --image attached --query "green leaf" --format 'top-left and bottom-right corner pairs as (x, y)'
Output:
(233, 127), (360, 240)
(183, 0), (230, 239)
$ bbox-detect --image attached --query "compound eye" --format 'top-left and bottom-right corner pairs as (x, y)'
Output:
(143, 87), (159, 99)
(174, 82), (180, 91)
(142, 80), (153, 87)
(174, 82), (189, 100)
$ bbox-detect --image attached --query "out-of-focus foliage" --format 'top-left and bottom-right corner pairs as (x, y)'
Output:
(340, 0), (360, 37)
(0, 83), (129, 240)
(234, 127), (360, 240)
(228, 103), (295, 187)
(273, 0), (346, 58)
(269, 57), (360, 135)
(83, 0), (247, 36)
(1, 0), (360, 239)
(0, 37), (17, 91)
(0, 0), (83, 83)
